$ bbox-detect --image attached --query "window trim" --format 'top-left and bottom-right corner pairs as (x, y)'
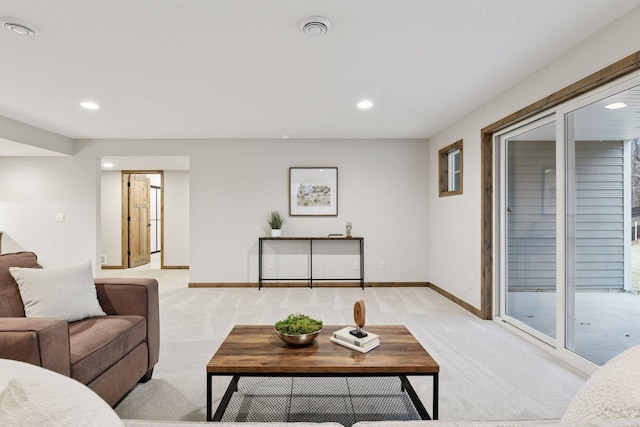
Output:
(439, 139), (463, 197)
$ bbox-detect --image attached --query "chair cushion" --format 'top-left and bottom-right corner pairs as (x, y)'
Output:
(0, 252), (40, 317)
(69, 315), (147, 385)
(562, 344), (640, 421)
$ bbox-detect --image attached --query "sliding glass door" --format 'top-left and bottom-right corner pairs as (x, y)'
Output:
(564, 89), (637, 365)
(496, 75), (640, 368)
(500, 119), (557, 341)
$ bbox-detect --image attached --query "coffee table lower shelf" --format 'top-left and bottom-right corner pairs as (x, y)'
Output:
(207, 374), (437, 425)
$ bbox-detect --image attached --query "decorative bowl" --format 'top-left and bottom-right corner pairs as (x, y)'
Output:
(275, 328), (322, 346)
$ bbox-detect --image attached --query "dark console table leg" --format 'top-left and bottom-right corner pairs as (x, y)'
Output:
(258, 239), (263, 290)
(309, 239), (313, 289)
(360, 238), (364, 289)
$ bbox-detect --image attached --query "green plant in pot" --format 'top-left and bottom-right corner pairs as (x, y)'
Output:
(274, 313), (323, 346)
(267, 210), (284, 237)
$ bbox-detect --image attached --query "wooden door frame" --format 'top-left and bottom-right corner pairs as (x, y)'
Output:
(121, 171), (164, 269)
(480, 51), (640, 320)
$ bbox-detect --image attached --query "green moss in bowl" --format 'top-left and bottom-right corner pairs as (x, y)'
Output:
(274, 313), (323, 346)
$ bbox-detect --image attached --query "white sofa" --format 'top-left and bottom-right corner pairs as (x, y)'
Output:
(122, 420), (640, 427)
(2, 343), (640, 426)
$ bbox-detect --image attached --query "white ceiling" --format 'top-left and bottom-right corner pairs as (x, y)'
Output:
(0, 0), (639, 144)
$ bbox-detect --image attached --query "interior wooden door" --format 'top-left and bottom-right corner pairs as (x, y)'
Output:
(128, 174), (151, 267)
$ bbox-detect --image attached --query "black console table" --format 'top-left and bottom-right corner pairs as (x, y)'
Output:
(258, 237), (364, 290)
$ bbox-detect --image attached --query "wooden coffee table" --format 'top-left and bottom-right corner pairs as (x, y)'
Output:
(206, 325), (439, 422)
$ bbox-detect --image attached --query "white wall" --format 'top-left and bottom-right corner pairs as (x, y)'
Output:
(0, 156), (99, 268)
(187, 139), (429, 283)
(428, 6), (640, 310)
(100, 171), (121, 266)
(163, 170), (189, 266)
(75, 138), (429, 283)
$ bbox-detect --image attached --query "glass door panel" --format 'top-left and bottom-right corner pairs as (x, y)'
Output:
(504, 120), (557, 339)
(565, 86), (640, 365)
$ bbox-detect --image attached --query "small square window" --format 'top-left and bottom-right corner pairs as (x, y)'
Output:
(439, 139), (463, 197)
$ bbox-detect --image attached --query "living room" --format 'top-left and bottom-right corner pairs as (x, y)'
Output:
(2, 1), (640, 426)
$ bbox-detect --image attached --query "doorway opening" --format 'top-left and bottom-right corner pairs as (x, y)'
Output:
(121, 171), (163, 269)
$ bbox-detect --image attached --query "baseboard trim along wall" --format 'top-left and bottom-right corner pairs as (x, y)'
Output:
(188, 281), (482, 318)
(426, 282), (483, 318)
(188, 282), (429, 288)
(101, 265), (189, 270)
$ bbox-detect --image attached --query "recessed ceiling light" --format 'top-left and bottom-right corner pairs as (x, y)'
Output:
(1, 17), (38, 37)
(357, 100), (373, 109)
(605, 102), (627, 110)
(81, 101), (100, 110)
(102, 162), (114, 169)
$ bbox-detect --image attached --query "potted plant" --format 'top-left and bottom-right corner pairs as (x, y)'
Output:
(267, 210), (284, 237)
(274, 313), (323, 346)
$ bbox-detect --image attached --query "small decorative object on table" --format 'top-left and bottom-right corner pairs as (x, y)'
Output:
(330, 299), (380, 353)
(267, 210), (284, 237)
(346, 222), (352, 238)
(351, 299), (367, 338)
(274, 313), (323, 347)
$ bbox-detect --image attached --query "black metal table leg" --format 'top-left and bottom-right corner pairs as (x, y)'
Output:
(211, 375), (240, 422)
(400, 375), (433, 420)
(207, 373), (212, 421)
(433, 373), (439, 420)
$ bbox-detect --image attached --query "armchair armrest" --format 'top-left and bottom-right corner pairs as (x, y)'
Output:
(94, 278), (159, 368)
(0, 318), (70, 376)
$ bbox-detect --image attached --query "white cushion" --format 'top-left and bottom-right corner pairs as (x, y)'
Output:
(562, 344), (640, 421)
(9, 261), (105, 322)
(0, 359), (123, 427)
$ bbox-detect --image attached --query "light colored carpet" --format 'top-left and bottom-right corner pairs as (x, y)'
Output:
(98, 268), (586, 422)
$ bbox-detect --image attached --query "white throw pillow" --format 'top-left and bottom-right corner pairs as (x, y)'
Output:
(0, 360), (123, 427)
(562, 344), (640, 421)
(9, 261), (106, 322)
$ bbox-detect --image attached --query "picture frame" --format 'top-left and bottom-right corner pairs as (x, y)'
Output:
(289, 167), (338, 216)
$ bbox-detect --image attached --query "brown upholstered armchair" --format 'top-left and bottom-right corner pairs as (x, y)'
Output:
(0, 251), (159, 407)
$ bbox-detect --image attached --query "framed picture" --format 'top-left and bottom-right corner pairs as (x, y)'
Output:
(289, 167), (338, 216)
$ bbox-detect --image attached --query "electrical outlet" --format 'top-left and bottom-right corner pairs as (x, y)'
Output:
(56, 213), (65, 222)
(353, 261), (359, 270)
(379, 261), (385, 270)
(267, 261), (275, 270)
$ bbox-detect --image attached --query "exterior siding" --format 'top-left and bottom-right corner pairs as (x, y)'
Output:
(507, 140), (624, 291)
(574, 141), (624, 290)
(507, 140), (556, 290)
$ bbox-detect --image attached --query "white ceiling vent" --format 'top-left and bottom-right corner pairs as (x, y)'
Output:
(300, 16), (331, 36)
(1, 17), (38, 37)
